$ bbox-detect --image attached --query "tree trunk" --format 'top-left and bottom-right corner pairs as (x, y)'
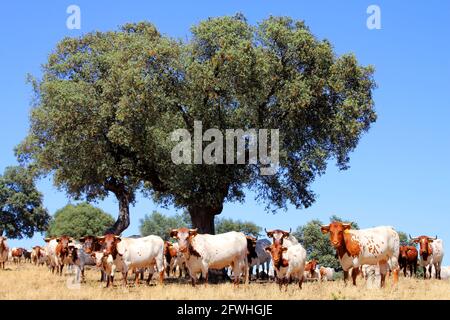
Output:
(188, 205), (221, 234)
(105, 193), (131, 235)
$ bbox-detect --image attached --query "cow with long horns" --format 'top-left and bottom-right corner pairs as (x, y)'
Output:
(409, 235), (444, 279)
(321, 222), (400, 288)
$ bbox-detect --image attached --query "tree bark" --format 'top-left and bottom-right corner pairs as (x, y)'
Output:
(188, 205), (222, 234)
(105, 193), (131, 235)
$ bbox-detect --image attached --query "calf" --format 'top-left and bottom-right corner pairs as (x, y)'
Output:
(398, 245), (418, 277)
(321, 222), (400, 288)
(0, 237), (8, 269)
(92, 251), (116, 288)
(164, 241), (186, 278)
(410, 235), (444, 279)
(265, 242), (307, 290)
(98, 234), (165, 286)
(170, 228), (249, 286)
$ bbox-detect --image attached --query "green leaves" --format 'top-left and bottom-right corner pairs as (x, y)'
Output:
(18, 16), (376, 233)
(0, 166), (50, 239)
(46, 202), (114, 238)
(139, 211), (191, 241)
(215, 217), (262, 238)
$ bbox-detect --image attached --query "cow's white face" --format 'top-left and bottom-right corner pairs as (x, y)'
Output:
(170, 228), (197, 254)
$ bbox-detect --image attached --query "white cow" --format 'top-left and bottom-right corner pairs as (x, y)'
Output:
(249, 239), (272, 279)
(265, 242), (307, 290)
(0, 237), (8, 269)
(319, 266), (334, 281)
(410, 236), (444, 279)
(98, 234), (165, 286)
(44, 238), (58, 273)
(321, 222), (400, 288)
(170, 228), (249, 286)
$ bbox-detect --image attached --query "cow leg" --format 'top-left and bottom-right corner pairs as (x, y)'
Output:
(343, 270), (349, 285)
(351, 267), (359, 286)
(298, 273), (303, 289)
(122, 271), (128, 286)
(59, 264), (64, 276)
(134, 271), (140, 286)
(379, 261), (388, 288)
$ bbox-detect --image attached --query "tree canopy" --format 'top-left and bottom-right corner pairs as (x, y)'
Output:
(215, 217), (261, 237)
(139, 211), (191, 241)
(0, 166), (50, 239)
(46, 202), (114, 238)
(17, 15), (376, 234)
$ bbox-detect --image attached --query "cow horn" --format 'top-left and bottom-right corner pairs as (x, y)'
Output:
(409, 234), (419, 241)
(97, 236), (106, 240)
(342, 223), (352, 228)
(114, 236), (120, 239)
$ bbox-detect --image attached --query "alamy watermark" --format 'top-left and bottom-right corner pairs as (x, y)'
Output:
(66, 5), (81, 30)
(171, 121), (279, 176)
(367, 5), (381, 30)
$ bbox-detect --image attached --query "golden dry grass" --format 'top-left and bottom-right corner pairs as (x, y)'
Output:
(0, 262), (449, 300)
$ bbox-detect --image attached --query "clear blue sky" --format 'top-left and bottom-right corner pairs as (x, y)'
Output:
(1, 1), (449, 264)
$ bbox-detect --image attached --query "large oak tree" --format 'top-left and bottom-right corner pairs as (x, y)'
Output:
(17, 15), (376, 235)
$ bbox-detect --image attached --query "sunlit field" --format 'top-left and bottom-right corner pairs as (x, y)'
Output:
(0, 262), (449, 300)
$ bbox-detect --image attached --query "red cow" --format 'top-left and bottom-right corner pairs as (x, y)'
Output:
(398, 245), (418, 277)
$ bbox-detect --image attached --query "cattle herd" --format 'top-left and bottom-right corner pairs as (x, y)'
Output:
(0, 221), (448, 291)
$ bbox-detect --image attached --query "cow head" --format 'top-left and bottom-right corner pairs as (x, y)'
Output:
(96, 234), (121, 258)
(265, 228), (291, 245)
(409, 235), (436, 260)
(55, 236), (73, 256)
(264, 243), (288, 269)
(399, 245), (409, 260)
(79, 236), (98, 254)
(170, 228), (200, 257)
(320, 222), (352, 249)
(68, 245), (78, 262)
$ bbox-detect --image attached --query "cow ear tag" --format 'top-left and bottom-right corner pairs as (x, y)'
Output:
(344, 229), (350, 234)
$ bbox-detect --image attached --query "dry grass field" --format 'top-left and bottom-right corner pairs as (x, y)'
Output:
(0, 262), (449, 300)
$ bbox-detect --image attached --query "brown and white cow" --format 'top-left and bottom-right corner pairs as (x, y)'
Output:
(44, 236), (74, 275)
(265, 242), (307, 290)
(398, 245), (418, 277)
(409, 235), (444, 279)
(0, 237), (8, 269)
(170, 228), (249, 286)
(164, 241), (186, 279)
(97, 234), (165, 287)
(11, 248), (24, 264)
(31, 246), (44, 266)
(304, 259), (318, 279)
(321, 222), (400, 288)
